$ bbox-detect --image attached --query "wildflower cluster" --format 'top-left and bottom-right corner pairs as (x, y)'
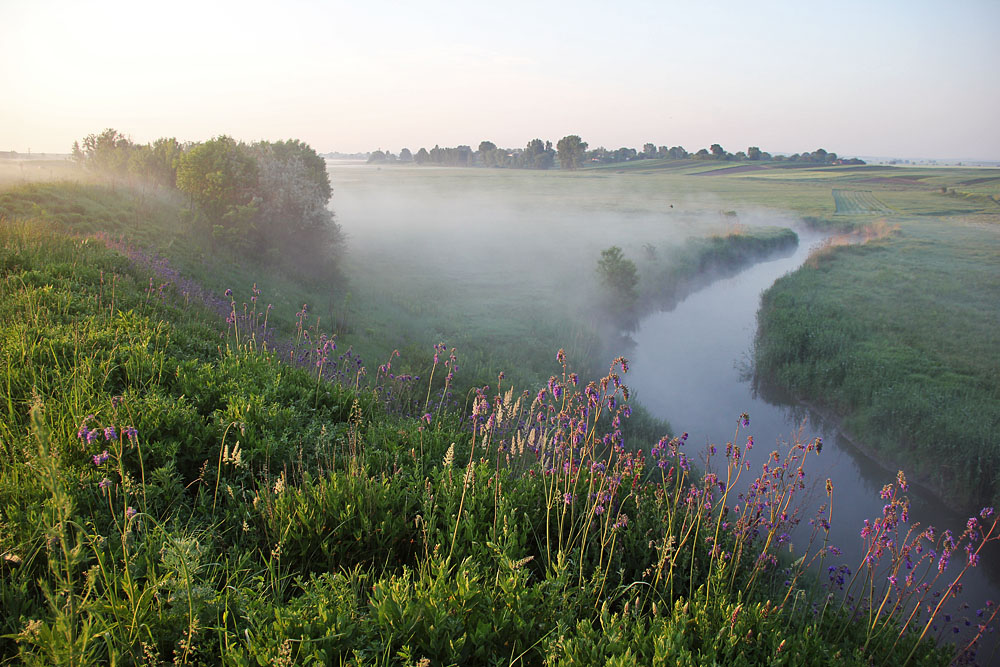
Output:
(77, 415), (138, 473)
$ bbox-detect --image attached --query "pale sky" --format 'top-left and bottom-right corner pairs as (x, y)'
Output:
(3, 0), (998, 160)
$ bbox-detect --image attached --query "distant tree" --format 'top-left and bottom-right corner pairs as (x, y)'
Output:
(414, 147), (430, 164)
(367, 150), (388, 164)
(454, 145), (474, 167)
(747, 146), (762, 161)
(478, 140), (498, 167)
(733, 151), (747, 161)
(522, 138), (554, 169)
(556, 135), (588, 169)
(643, 143), (656, 158)
(694, 148), (711, 160)
(75, 128), (134, 176)
(615, 147), (637, 162)
(399, 148), (413, 162)
(710, 143), (725, 159)
(596, 245), (639, 314)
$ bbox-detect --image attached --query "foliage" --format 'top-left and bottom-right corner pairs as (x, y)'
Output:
(596, 245), (639, 318)
(556, 135), (588, 170)
(755, 220), (1000, 508)
(176, 135), (259, 235)
(70, 129), (343, 282)
(0, 211), (994, 665)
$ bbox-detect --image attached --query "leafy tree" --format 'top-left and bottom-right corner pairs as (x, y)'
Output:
(556, 135), (588, 169)
(522, 138), (554, 169)
(399, 148), (413, 162)
(176, 135), (258, 244)
(643, 143), (656, 157)
(710, 143), (725, 159)
(747, 146), (762, 161)
(252, 139), (342, 277)
(478, 140), (498, 167)
(596, 245), (639, 314)
(615, 147), (637, 162)
(74, 128), (134, 176)
(414, 147), (430, 164)
(148, 137), (183, 187)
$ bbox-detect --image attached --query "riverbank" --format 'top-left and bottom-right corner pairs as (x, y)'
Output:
(753, 215), (1000, 509)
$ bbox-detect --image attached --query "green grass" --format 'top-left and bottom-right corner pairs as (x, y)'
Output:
(1, 214), (984, 664)
(755, 217), (1000, 507)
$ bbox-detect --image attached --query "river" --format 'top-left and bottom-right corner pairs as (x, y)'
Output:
(626, 227), (999, 658)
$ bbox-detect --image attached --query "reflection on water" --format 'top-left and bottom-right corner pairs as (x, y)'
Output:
(627, 227), (999, 656)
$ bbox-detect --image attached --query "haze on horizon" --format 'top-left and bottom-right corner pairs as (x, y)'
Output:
(3, 0), (998, 161)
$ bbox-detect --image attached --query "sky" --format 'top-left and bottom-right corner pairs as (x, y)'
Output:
(3, 0), (999, 160)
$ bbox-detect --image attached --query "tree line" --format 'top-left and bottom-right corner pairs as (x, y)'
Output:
(368, 136), (864, 169)
(72, 129), (343, 282)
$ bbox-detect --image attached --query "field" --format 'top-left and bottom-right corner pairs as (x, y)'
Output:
(832, 189), (892, 214)
(1, 158), (999, 662)
(1, 198), (990, 665)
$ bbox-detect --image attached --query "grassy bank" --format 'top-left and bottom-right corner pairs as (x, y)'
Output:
(755, 216), (1000, 508)
(3, 209), (994, 665)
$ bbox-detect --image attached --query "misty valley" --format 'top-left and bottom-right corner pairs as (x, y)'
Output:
(1, 149), (998, 665)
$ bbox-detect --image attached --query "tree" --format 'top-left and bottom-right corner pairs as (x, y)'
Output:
(176, 136), (258, 244)
(643, 143), (656, 158)
(252, 139), (341, 275)
(523, 138), (554, 169)
(710, 143), (725, 159)
(399, 148), (413, 162)
(478, 140), (498, 167)
(747, 146), (762, 161)
(556, 135), (588, 169)
(148, 137), (183, 187)
(75, 128), (134, 176)
(414, 148), (430, 164)
(596, 246), (639, 314)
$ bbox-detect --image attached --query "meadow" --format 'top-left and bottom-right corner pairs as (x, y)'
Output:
(1, 158), (999, 663)
(2, 203), (996, 665)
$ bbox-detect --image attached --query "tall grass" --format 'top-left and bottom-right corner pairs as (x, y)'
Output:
(1, 214), (996, 665)
(755, 217), (1000, 509)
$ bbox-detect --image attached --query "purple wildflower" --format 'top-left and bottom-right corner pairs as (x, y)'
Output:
(103, 426), (117, 441)
(92, 450), (110, 466)
(125, 507), (137, 519)
(98, 478), (112, 489)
